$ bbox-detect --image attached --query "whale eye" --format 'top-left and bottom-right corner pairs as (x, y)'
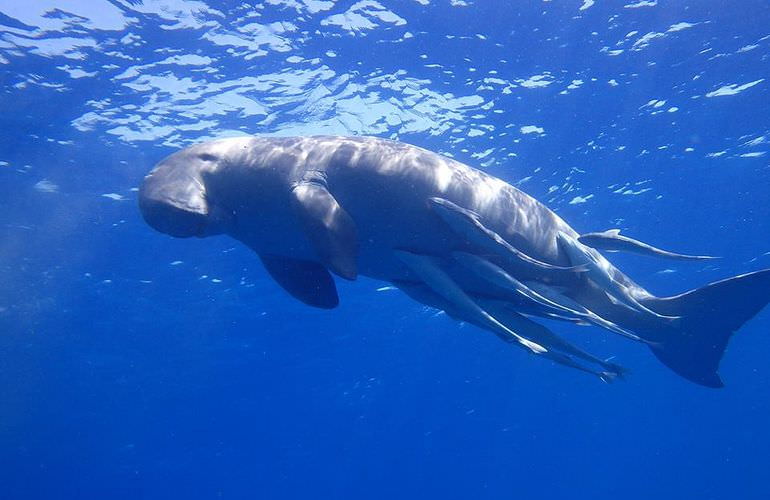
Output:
(199, 153), (217, 162)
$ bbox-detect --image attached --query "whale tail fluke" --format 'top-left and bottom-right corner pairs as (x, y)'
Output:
(642, 268), (770, 388)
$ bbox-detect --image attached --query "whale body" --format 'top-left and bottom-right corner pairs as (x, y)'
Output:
(139, 135), (770, 387)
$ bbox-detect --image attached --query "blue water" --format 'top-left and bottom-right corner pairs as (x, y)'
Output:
(2, 1), (770, 498)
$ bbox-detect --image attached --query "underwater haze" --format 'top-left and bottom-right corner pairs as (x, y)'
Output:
(2, 1), (770, 499)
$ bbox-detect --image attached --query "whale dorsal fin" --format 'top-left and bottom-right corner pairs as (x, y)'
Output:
(259, 255), (339, 309)
(291, 181), (358, 280)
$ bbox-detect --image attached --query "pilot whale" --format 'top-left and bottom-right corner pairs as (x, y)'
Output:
(139, 135), (770, 387)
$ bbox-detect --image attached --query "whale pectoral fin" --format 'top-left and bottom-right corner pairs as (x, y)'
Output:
(578, 229), (718, 261)
(291, 182), (358, 280)
(259, 255), (339, 309)
(428, 197), (583, 272)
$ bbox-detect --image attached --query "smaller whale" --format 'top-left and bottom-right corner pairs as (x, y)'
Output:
(393, 279), (624, 383)
(449, 250), (641, 342)
(393, 249), (547, 354)
(557, 232), (679, 321)
(578, 229), (718, 261)
(521, 280), (644, 343)
(428, 197), (585, 274)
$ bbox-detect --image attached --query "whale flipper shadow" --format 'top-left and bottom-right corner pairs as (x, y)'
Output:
(259, 254), (339, 309)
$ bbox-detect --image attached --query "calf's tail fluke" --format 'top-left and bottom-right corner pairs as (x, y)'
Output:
(641, 268), (770, 388)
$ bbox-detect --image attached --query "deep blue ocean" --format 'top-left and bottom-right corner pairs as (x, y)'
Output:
(2, 1), (770, 499)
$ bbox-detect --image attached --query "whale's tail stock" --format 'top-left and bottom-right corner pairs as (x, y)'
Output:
(640, 268), (770, 387)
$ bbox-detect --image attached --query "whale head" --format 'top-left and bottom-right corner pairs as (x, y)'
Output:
(139, 144), (232, 238)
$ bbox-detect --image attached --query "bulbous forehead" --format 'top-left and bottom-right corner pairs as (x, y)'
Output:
(160, 137), (242, 166)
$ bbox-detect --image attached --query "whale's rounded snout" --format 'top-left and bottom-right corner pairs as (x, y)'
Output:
(138, 160), (210, 238)
(139, 194), (208, 238)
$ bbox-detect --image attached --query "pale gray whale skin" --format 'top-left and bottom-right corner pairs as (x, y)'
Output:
(139, 135), (770, 387)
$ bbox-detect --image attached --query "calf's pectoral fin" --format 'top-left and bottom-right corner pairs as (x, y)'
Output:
(290, 181), (359, 280)
(259, 255), (339, 309)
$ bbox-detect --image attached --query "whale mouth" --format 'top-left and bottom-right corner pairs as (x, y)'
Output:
(138, 159), (211, 238)
(139, 196), (208, 238)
